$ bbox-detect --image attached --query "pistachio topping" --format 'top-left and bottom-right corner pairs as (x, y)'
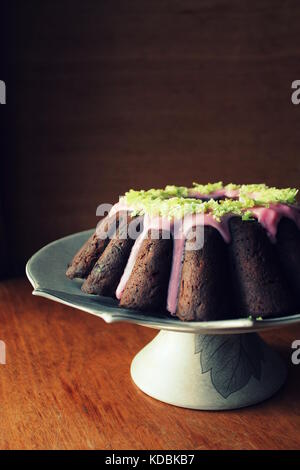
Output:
(124, 183), (298, 220)
(239, 185), (298, 205)
(192, 181), (223, 194)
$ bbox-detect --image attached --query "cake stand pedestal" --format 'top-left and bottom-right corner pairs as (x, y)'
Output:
(131, 330), (287, 410)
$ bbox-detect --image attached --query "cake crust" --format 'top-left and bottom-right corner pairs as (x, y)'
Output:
(276, 218), (300, 303)
(120, 229), (173, 312)
(228, 217), (295, 317)
(176, 226), (233, 321)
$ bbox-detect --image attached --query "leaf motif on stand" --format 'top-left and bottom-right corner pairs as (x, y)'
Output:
(195, 334), (264, 399)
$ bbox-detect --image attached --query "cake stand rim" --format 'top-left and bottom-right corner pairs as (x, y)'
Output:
(26, 229), (300, 335)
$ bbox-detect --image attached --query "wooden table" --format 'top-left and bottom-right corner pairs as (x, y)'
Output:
(0, 278), (299, 450)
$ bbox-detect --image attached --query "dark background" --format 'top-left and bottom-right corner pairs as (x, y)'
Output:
(1, 0), (300, 277)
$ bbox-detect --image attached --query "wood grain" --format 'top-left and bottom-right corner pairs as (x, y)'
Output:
(0, 278), (299, 449)
(3, 0), (300, 274)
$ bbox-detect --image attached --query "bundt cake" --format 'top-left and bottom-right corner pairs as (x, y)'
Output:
(66, 183), (300, 321)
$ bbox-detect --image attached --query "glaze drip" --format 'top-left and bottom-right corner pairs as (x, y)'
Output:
(116, 215), (172, 300)
(249, 203), (300, 242)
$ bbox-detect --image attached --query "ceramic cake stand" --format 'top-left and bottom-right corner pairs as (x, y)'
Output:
(26, 230), (300, 410)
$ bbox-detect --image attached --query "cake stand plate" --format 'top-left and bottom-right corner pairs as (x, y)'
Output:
(26, 230), (300, 410)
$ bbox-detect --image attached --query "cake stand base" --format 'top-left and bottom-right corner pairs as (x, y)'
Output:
(130, 330), (287, 410)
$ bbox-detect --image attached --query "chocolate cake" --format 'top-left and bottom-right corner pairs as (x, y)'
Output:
(66, 183), (300, 321)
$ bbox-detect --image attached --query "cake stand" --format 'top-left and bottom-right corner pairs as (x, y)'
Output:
(26, 230), (300, 410)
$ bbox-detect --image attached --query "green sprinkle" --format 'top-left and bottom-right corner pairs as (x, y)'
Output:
(239, 185), (298, 205)
(123, 183), (298, 219)
(164, 185), (189, 197)
(192, 181), (223, 194)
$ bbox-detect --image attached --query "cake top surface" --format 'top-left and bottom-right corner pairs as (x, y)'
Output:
(122, 183), (298, 220)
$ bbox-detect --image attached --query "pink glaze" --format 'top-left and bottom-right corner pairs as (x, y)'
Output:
(116, 216), (149, 300)
(250, 204), (300, 242)
(224, 188), (240, 198)
(188, 188), (240, 199)
(167, 237), (186, 314)
(108, 199), (131, 217)
(166, 213), (232, 315)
